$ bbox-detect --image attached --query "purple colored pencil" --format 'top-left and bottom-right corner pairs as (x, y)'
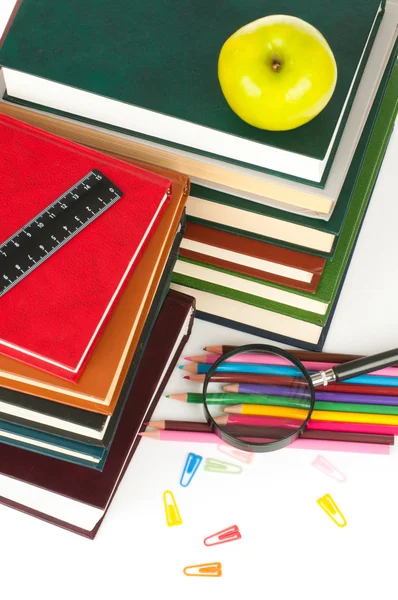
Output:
(226, 383), (398, 406)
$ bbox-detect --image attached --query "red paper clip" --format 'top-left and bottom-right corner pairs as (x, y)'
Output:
(204, 525), (241, 547)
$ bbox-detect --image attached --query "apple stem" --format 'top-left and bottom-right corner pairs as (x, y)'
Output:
(272, 59), (281, 72)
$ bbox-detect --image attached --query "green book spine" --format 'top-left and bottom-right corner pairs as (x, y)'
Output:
(172, 59), (398, 326)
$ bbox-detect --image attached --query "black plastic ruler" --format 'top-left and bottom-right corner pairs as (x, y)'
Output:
(0, 169), (123, 298)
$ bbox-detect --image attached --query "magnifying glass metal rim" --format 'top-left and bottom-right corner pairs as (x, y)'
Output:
(202, 343), (316, 453)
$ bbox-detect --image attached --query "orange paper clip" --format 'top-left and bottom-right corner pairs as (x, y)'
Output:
(312, 455), (346, 482)
(317, 493), (347, 528)
(204, 525), (241, 547)
(183, 562), (222, 577)
(163, 490), (182, 527)
(217, 444), (253, 464)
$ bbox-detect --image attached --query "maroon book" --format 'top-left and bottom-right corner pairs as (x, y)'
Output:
(180, 222), (325, 293)
(0, 289), (195, 538)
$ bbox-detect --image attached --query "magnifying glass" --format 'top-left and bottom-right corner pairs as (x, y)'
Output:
(202, 344), (398, 453)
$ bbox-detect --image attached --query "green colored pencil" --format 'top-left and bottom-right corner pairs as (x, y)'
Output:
(315, 401), (398, 415)
(169, 394), (398, 416)
(167, 393), (310, 409)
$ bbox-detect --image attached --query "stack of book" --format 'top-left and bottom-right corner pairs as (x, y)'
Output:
(0, 67), (195, 536)
(1, 0), (396, 351)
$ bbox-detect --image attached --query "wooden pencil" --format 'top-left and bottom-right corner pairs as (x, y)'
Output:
(204, 346), (365, 362)
(183, 373), (398, 396)
(146, 421), (394, 444)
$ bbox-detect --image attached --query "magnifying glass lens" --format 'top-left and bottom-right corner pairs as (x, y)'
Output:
(203, 346), (314, 452)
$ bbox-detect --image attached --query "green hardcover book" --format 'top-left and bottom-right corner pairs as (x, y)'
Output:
(0, 0), (387, 217)
(171, 60), (398, 348)
(186, 37), (398, 257)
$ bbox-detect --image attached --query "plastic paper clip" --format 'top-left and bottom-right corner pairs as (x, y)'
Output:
(217, 444), (253, 464)
(163, 490), (182, 527)
(312, 455), (346, 482)
(204, 458), (242, 474)
(183, 562), (222, 577)
(180, 452), (203, 487)
(317, 493), (347, 528)
(204, 525), (241, 547)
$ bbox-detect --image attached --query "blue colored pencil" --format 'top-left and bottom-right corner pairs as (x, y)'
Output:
(181, 363), (398, 387)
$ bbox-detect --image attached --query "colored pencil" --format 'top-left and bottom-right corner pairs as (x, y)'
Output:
(188, 354), (398, 378)
(217, 413), (398, 436)
(169, 392), (398, 416)
(307, 420), (398, 435)
(148, 420), (393, 445)
(180, 363), (398, 387)
(139, 431), (390, 454)
(148, 420), (211, 433)
(226, 404), (398, 425)
(218, 414), (398, 439)
(215, 415), (302, 429)
(168, 392), (310, 409)
(184, 373), (398, 395)
(204, 346), (367, 361)
(223, 383), (398, 406)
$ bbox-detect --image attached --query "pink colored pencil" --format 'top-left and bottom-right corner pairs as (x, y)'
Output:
(185, 354), (398, 378)
(217, 414), (302, 429)
(307, 420), (398, 435)
(140, 431), (389, 454)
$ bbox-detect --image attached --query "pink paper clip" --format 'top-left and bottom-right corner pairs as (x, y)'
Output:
(312, 455), (346, 482)
(217, 444), (253, 464)
(204, 525), (241, 547)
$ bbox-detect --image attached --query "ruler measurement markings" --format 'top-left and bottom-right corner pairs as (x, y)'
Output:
(0, 171), (122, 297)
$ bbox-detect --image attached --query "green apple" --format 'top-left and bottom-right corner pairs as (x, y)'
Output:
(218, 14), (337, 131)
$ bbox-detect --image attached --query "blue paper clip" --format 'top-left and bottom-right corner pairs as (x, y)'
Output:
(180, 452), (203, 487)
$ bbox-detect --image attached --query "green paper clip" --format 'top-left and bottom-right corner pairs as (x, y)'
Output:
(204, 458), (242, 474)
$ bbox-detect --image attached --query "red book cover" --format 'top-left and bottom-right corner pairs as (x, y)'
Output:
(0, 114), (171, 382)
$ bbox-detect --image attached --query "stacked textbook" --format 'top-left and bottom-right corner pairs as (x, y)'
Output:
(0, 0), (397, 358)
(0, 67), (195, 535)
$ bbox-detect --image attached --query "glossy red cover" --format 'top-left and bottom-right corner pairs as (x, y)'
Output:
(0, 114), (171, 381)
(0, 289), (195, 538)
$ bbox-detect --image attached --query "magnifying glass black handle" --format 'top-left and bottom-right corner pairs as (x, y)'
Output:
(316, 347), (398, 386)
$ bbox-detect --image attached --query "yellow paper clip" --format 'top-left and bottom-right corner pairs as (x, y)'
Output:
(163, 490), (182, 527)
(183, 562), (222, 577)
(317, 493), (347, 528)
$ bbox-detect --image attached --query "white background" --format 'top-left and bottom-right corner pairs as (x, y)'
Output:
(1, 2), (398, 599)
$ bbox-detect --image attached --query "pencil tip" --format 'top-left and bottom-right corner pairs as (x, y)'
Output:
(139, 431), (159, 439)
(223, 405), (241, 414)
(183, 375), (189, 379)
(178, 365), (184, 369)
(168, 393), (187, 402)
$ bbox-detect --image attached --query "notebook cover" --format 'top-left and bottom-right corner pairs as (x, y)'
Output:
(0, 157), (189, 414)
(172, 60), (398, 328)
(0, 289), (196, 539)
(180, 222), (325, 293)
(185, 39), (398, 258)
(0, 216), (184, 450)
(0, 115), (171, 381)
(0, 0), (382, 183)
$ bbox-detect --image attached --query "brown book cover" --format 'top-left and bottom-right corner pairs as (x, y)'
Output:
(0, 113), (189, 414)
(0, 289), (196, 539)
(180, 222), (325, 293)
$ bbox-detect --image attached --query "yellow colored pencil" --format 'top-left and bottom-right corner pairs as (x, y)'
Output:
(224, 405), (307, 420)
(225, 404), (398, 426)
